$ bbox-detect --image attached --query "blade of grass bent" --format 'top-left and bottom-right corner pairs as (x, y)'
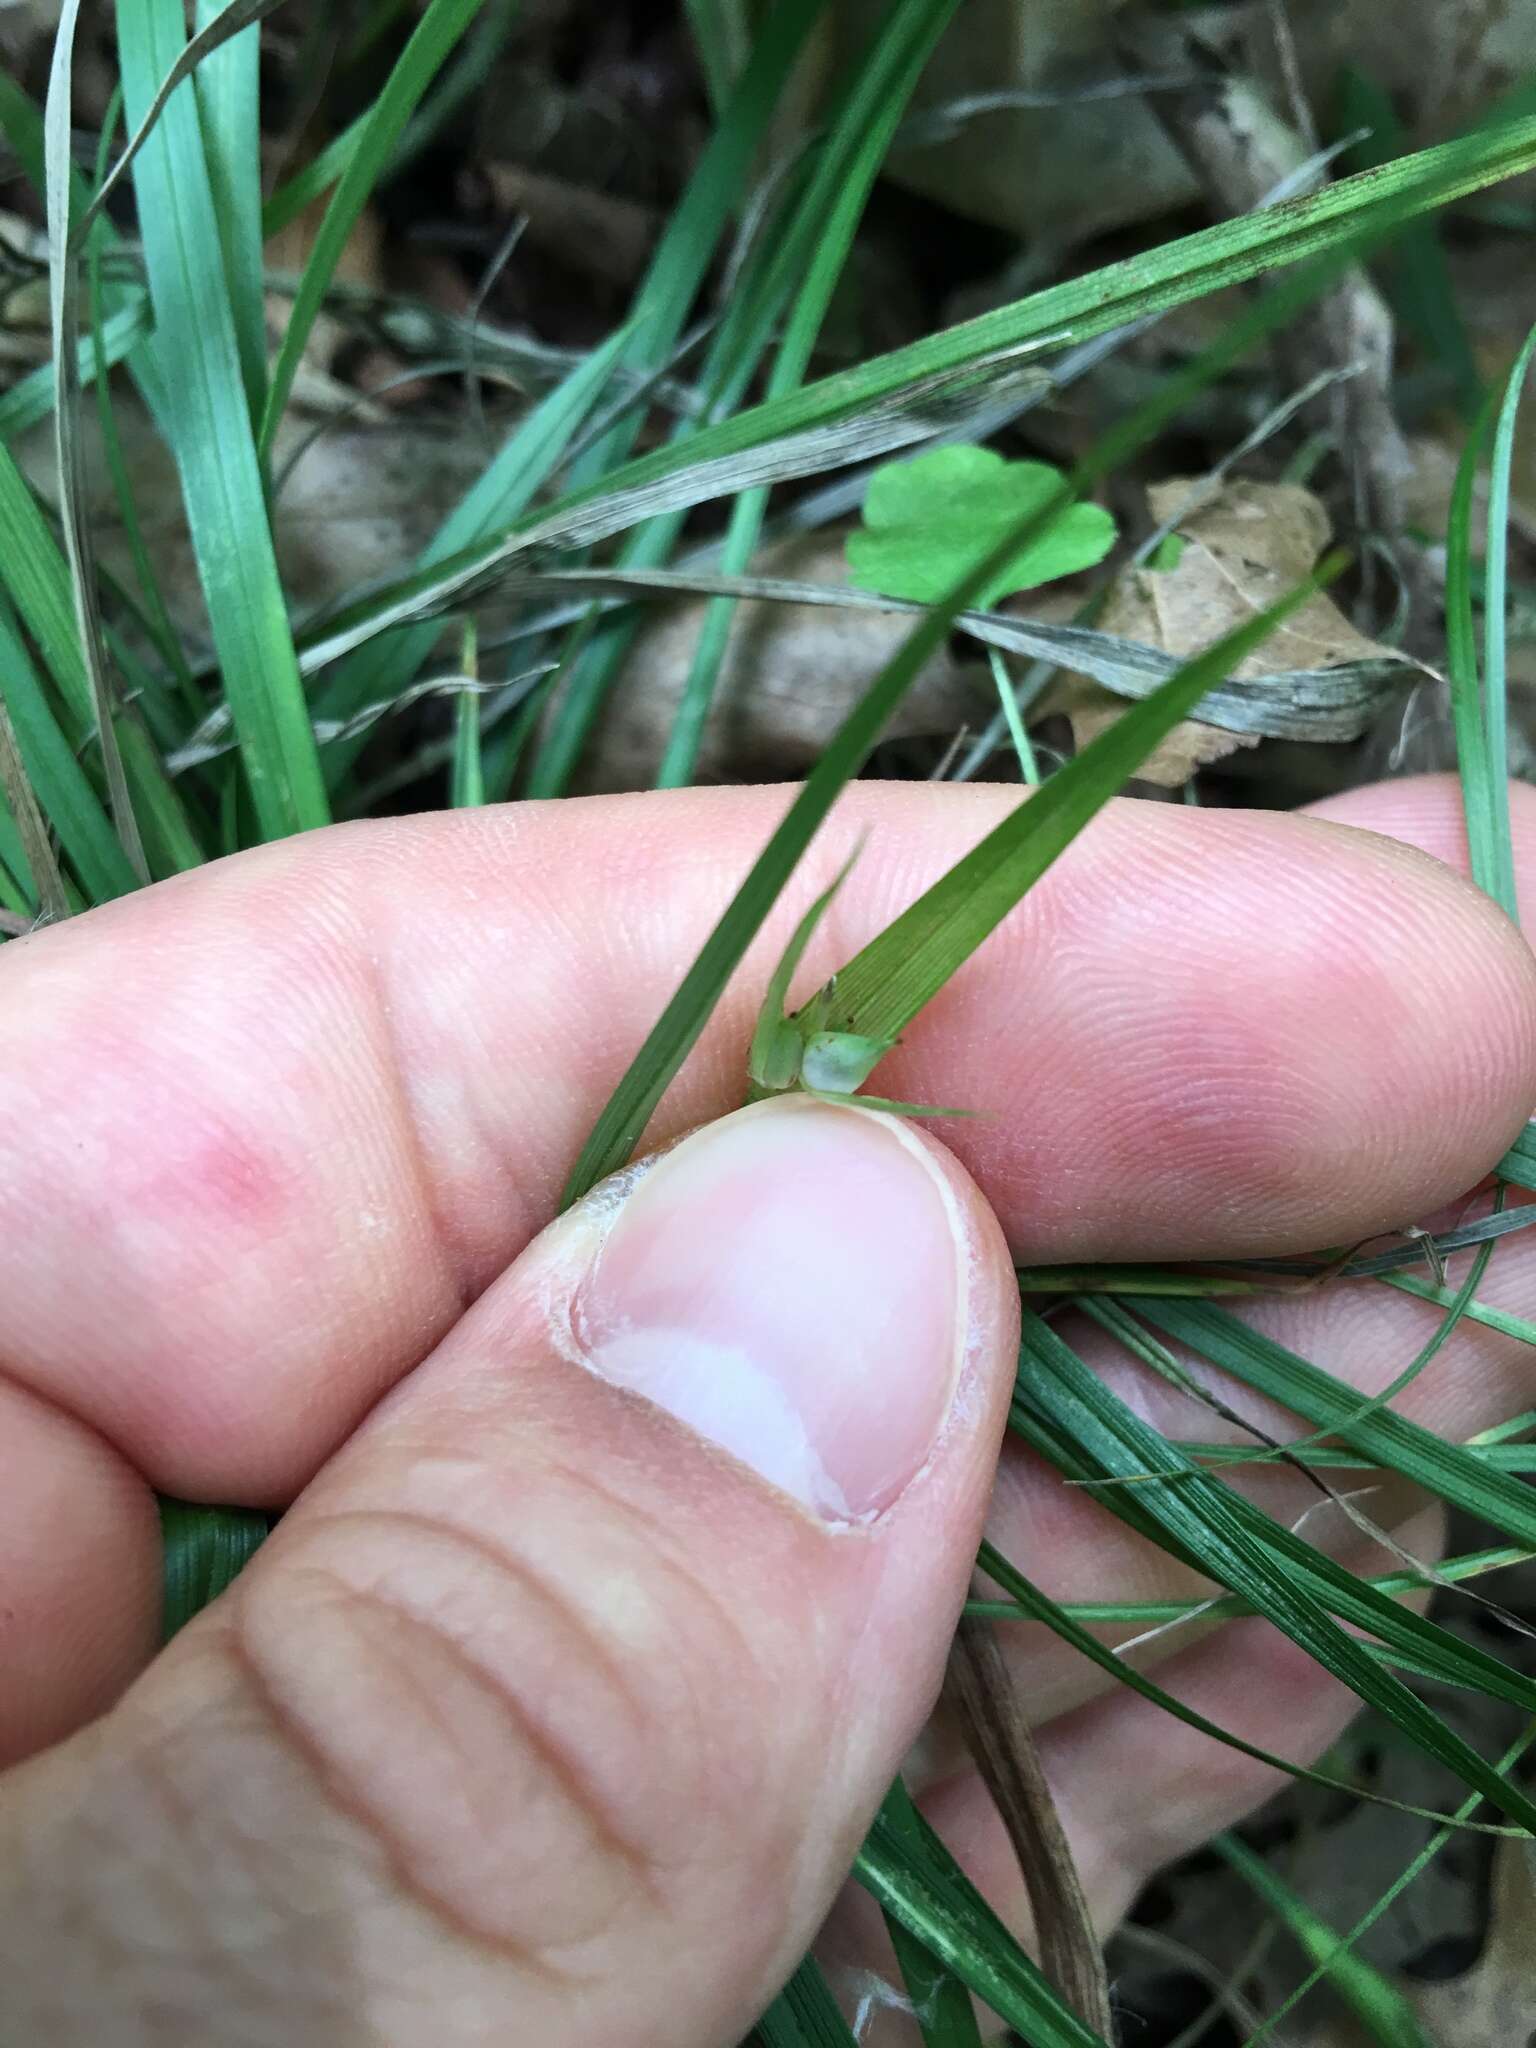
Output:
(118, 0), (328, 841)
(75, 0), (291, 244)
(432, 109), (1536, 602)
(46, 0), (148, 882)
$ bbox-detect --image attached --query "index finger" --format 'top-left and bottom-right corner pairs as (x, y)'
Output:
(0, 778), (1529, 1510)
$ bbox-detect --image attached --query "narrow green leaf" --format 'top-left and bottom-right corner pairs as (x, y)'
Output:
(262, 110), (368, 238)
(0, 297), (152, 444)
(194, 0), (269, 426)
(754, 1958), (860, 2048)
(685, 0), (749, 113)
(0, 595), (140, 903)
(1216, 1835), (1432, 2048)
(1496, 1120), (1536, 1191)
(314, 320), (633, 773)
(856, 1813), (1110, 2047)
(159, 1498), (269, 1641)
(877, 1781), (986, 2048)
(1478, 321), (1536, 919)
(258, 0), (494, 457)
(973, 1540), (1518, 1829)
(1128, 1295), (1536, 1553)
(808, 559), (1345, 1052)
(653, 0), (962, 791)
(77, 0), (291, 245)
(119, 0), (328, 841)
(524, 0), (830, 797)
(1014, 1311), (1536, 1829)
(46, 0), (148, 882)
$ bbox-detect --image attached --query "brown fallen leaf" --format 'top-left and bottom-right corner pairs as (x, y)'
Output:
(1046, 478), (1400, 785)
(1409, 1836), (1536, 2046)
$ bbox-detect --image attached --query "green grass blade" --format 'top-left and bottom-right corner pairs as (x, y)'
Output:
(0, 595), (141, 903)
(118, 0), (328, 841)
(754, 1958), (860, 2048)
(159, 1498), (269, 1641)
(1495, 1120), (1536, 1190)
(557, 267), (1356, 1201)
(262, 111), (367, 238)
(468, 110), (1536, 586)
(77, 0), (290, 245)
(653, 0), (962, 791)
(856, 1813), (1109, 2047)
(1215, 1835), (1432, 2048)
(1014, 1311), (1536, 1829)
(0, 297), (151, 443)
(1445, 391), (1506, 902)
(1337, 67), (1482, 420)
(807, 562), (1343, 1052)
(1130, 1295), (1536, 1552)
(878, 1780), (986, 2048)
(0, 691), (65, 921)
(973, 1540), (1517, 1828)
(523, 0), (829, 797)
(450, 620), (484, 807)
(194, 0), (269, 426)
(258, 0), (494, 459)
(684, 0), (749, 113)
(1239, 1722), (1536, 2048)
(313, 320), (632, 774)
(46, 1), (149, 886)
(1384, 1271), (1536, 1348)
(1478, 321), (1536, 919)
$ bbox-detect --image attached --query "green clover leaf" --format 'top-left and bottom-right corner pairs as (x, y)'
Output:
(845, 444), (1116, 607)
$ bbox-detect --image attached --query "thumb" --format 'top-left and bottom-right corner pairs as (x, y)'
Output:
(0, 1097), (1018, 2048)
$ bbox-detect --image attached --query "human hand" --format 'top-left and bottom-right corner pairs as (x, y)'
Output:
(0, 773), (1531, 2046)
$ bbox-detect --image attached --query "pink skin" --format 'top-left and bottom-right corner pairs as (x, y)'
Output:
(0, 773), (1533, 2041)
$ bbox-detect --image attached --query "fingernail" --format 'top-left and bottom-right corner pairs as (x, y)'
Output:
(569, 1097), (968, 1525)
